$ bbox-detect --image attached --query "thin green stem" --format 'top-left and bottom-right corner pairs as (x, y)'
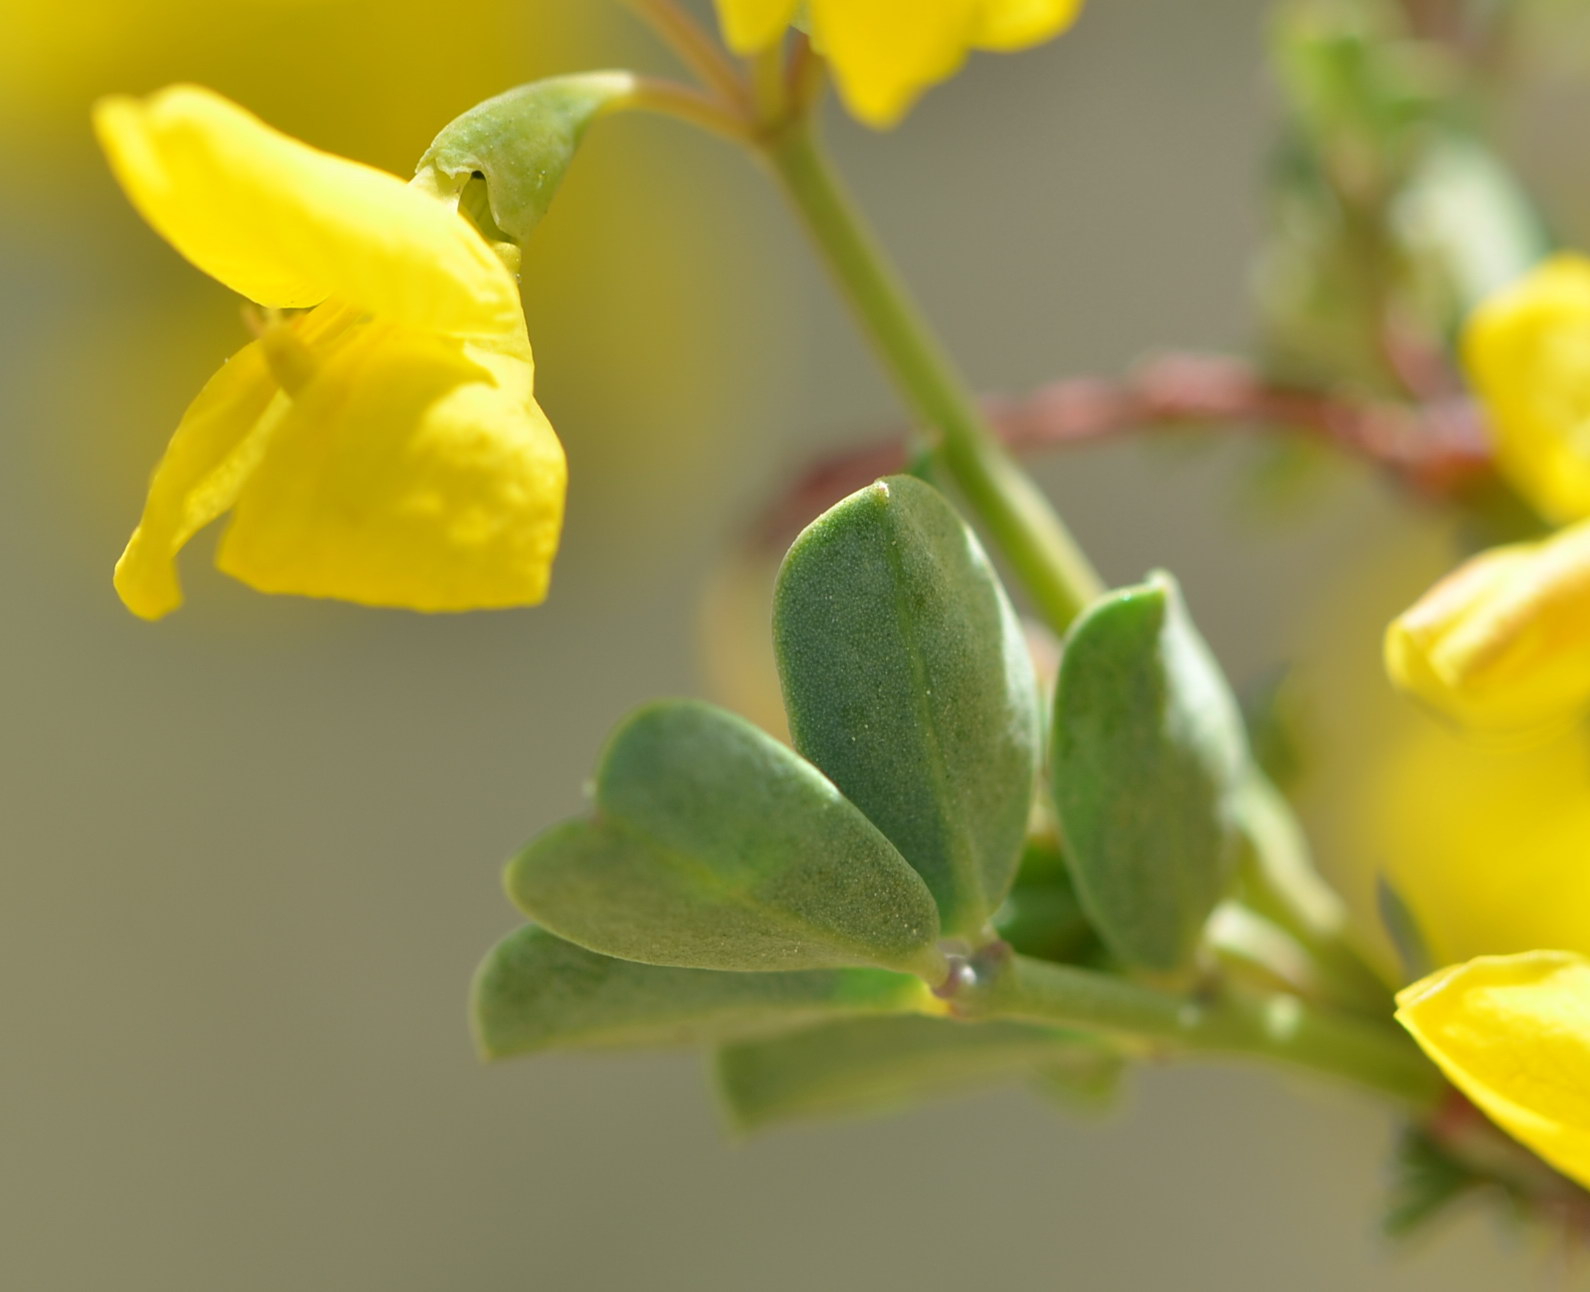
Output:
(621, 0), (751, 109)
(762, 117), (1104, 634)
(978, 951), (1443, 1109)
(621, 77), (755, 142)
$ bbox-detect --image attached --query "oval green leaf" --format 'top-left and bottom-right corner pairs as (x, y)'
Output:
(473, 925), (927, 1060)
(506, 699), (946, 978)
(715, 1014), (1104, 1133)
(774, 476), (1042, 939)
(1051, 572), (1249, 973)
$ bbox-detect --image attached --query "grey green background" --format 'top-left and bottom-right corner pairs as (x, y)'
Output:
(3, 0), (1580, 1287)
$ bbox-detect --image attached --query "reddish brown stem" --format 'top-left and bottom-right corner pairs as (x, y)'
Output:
(755, 353), (1493, 551)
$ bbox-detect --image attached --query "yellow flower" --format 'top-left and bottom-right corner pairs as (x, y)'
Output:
(1384, 519), (1590, 731)
(713, 0), (1083, 127)
(1465, 253), (1590, 525)
(1397, 951), (1590, 1190)
(96, 84), (566, 619)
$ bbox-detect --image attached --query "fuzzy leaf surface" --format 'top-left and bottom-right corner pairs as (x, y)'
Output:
(1051, 573), (1249, 972)
(507, 700), (944, 976)
(474, 925), (926, 1059)
(775, 476), (1041, 938)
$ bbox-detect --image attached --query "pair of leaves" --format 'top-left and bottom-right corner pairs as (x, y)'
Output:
(475, 926), (1122, 1133)
(501, 476), (1040, 997)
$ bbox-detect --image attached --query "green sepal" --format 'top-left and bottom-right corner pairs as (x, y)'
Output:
(774, 476), (1042, 939)
(506, 699), (945, 978)
(1050, 572), (1249, 973)
(715, 1014), (1102, 1133)
(472, 925), (927, 1060)
(416, 72), (637, 246)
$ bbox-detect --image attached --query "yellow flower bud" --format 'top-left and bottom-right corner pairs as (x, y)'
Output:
(1384, 520), (1590, 732)
(1465, 253), (1590, 525)
(95, 85), (565, 619)
(713, 0), (1083, 128)
(1396, 951), (1590, 1191)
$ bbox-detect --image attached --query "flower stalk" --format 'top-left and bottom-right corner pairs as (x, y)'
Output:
(761, 115), (1105, 634)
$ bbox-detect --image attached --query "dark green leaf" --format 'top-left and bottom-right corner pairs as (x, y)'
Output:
(417, 73), (635, 245)
(716, 1014), (1102, 1133)
(1383, 1126), (1480, 1240)
(1051, 573), (1249, 973)
(506, 700), (945, 978)
(774, 476), (1042, 939)
(1378, 872), (1435, 984)
(473, 925), (926, 1060)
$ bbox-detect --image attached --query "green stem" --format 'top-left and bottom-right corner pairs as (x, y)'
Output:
(762, 118), (1104, 634)
(979, 951), (1443, 1108)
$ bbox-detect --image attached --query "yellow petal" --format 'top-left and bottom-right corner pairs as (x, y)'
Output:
(113, 338), (283, 621)
(713, 0), (800, 53)
(1369, 719), (1590, 966)
(811, 0), (980, 128)
(216, 324), (565, 612)
(1397, 952), (1590, 1190)
(1464, 253), (1590, 524)
(1385, 520), (1590, 731)
(972, 0), (1083, 50)
(93, 85), (520, 336)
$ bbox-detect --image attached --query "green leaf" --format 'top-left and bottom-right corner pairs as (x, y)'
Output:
(1051, 573), (1249, 973)
(1397, 133), (1552, 317)
(473, 925), (927, 1060)
(506, 699), (945, 978)
(993, 836), (1099, 965)
(417, 72), (637, 245)
(715, 1014), (1100, 1133)
(774, 476), (1042, 939)
(1383, 1125), (1481, 1240)
(1031, 1048), (1127, 1115)
(1378, 872), (1435, 984)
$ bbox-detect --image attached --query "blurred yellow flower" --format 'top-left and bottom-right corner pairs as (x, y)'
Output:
(1397, 951), (1590, 1190)
(1465, 253), (1590, 525)
(97, 85), (565, 619)
(713, 0), (1083, 127)
(1384, 519), (1590, 732)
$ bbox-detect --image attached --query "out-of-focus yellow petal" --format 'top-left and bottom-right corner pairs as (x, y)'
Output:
(810, 0), (981, 128)
(114, 339), (282, 621)
(1465, 254), (1590, 525)
(972, 0), (1083, 50)
(1385, 520), (1590, 731)
(1370, 718), (1590, 966)
(217, 324), (565, 612)
(713, 0), (799, 53)
(92, 85), (520, 336)
(1397, 952), (1590, 1190)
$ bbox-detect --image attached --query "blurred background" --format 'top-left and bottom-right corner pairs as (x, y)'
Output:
(6, 0), (1590, 1287)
